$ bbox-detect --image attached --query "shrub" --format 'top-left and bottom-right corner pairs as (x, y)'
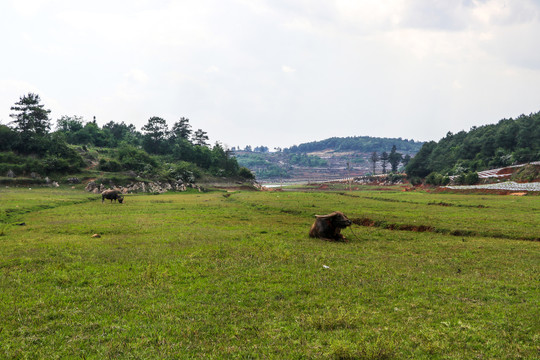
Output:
(117, 145), (158, 172)
(238, 167), (255, 180)
(408, 176), (422, 186)
(425, 172), (440, 186)
(456, 171), (479, 185)
(387, 173), (405, 184)
(98, 159), (123, 172)
(511, 164), (540, 182)
(167, 161), (201, 183)
(425, 172), (450, 186)
(464, 172), (479, 185)
(43, 156), (71, 174)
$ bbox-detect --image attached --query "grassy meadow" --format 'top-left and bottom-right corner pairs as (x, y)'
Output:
(0, 186), (538, 359)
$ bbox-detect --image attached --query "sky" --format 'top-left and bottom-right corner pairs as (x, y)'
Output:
(1, 0), (540, 149)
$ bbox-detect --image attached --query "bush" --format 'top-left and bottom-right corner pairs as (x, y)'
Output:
(117, 145), (158, 172)
(98, 159), (123, 172)
(456, 171), (479, 185)
(511, 164), (540, 182)
(465, 172), (479, 185)
(441, 175), (451, 185)
(425, 172), (450, 186)
(238, 167), (255, 180)
(43, 156), (71, 174)
(387, 173), (405, 184)
(425, 172), (441, 186)
(167, 161), (201, 183)
(408, 176), (422, 186)
(0, 152), (46, 175)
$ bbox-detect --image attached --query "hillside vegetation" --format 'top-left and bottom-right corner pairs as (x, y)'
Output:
(284, 136), (423, 154)
(406, 111), (540, 179)
(0, 93), (254, 185)
(236, 137), (423, 181)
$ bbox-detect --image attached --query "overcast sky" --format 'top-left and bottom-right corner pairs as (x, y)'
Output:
(1, 0), (539, 149)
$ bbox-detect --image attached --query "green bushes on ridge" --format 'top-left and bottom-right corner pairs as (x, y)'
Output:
(0, 93), (254, 181)
(406, 111), (540, 178)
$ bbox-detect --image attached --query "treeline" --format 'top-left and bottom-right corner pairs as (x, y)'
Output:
(369, 145), (411, 175)
(0, 93), (253, 180)
(406, 111), (540, 179)
(284, 136), (423, 154)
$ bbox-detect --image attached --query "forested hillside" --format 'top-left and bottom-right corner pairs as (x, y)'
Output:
(284, 136), (423, 154)
(236, 138), (420, 181)
(406, 111), (540, 178)
(0, 93), (253, 183)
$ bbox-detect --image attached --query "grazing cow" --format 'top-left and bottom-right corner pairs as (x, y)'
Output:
(309, 211), (352, 241)
(101, 189), (124, 204)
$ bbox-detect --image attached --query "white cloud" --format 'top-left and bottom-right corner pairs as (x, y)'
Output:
(282, 65), (296, 73)
(206, 66), (220, 74)
(125, 69), (149, 84)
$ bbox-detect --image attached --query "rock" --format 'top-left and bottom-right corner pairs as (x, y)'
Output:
(84, 180), (194, 194)
(6, 169), (15, 178)
(85, 181), (97, 192)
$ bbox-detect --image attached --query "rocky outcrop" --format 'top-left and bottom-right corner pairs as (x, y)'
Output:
(85, 180), (198, 194)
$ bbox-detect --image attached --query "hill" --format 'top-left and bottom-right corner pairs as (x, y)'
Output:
(0, 93), (255, 189)
(284, 136), (423, 154)
(406, 111), (540, 179)
(235, 137), (424, 182)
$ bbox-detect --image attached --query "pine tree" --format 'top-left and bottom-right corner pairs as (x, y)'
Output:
(192, 129), (209, 146)
(388, 145), (403, 172)
(10, 93), (51, 136)
(380, 151), (389, 174)
(170, 117), (192, 141)
(370, 151), (379, 175)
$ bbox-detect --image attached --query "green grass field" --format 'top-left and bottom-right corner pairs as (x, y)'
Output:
(1, 187), (538, 359)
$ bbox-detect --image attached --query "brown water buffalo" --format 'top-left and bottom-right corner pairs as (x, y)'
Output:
(309, 211), (352, 241)
(101, 189), (124, 204)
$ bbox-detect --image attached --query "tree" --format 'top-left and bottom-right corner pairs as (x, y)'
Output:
(192, 129), (209, 147)
(10, 93), (51, 136)
(388, 145), (403, 172)
(0, 125), (16, 151)
(370, 152), (378, 175)
(77, 122), (109, 147)
(56, 115), (86, 144)
(405, 141), (437, 178)
(56, 115), (84, 133)
(380, 151), (389, 174)
(170, 117), (192, 142)
(102, 120), (140, 146)
(402, 154), (411, 167)
(254, 146), (269, 153)
(142, 116), (169, 154)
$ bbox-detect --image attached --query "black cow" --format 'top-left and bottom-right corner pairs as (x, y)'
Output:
(309, 211), (352, 241)
(101, 189), (124, 204)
